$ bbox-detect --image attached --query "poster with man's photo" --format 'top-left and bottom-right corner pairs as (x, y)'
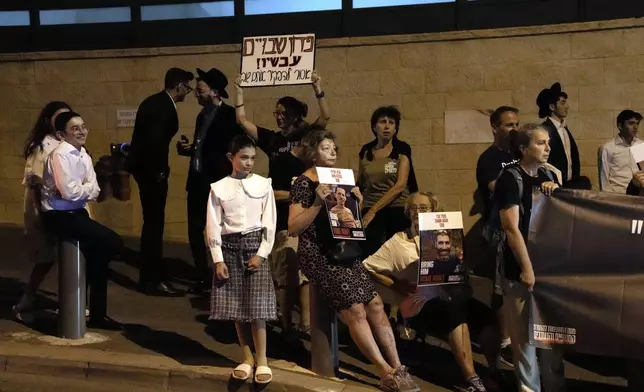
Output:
(418, 211), (466, 286)
(316, 167), (365, 240)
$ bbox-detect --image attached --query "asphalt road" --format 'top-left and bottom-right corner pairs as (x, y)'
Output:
(0, 372), (211, 392)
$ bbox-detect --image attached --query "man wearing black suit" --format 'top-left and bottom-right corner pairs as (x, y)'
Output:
(177, 68), (243, 294)
(127, 68), (194, 296)
(537, 82), (591, 190)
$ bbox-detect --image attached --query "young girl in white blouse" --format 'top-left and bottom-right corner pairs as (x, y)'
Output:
(206, 135), (277, 384)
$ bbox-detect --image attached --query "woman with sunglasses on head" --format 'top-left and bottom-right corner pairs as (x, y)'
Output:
(232, 71), (330, 341)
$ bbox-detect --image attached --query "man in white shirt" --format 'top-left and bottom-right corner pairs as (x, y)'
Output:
(41, 111), (123, 331)
(599, 110), (643, 194)
(363, 192), (504, 392)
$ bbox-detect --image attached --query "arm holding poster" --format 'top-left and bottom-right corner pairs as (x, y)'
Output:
(310, 71), (331, 129)
(233, 70), (329, 140)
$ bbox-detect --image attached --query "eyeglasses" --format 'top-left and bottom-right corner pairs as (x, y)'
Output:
(273, 111), (287, 118)
(410, 205), (432, 213)
(181, 84), (194, 93)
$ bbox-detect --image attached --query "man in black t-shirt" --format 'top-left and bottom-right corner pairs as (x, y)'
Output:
(492, 123), (559, 392)
(475, 106), (520, 365)
(231, 73), (330, 339)
(476, 106), (521, 221)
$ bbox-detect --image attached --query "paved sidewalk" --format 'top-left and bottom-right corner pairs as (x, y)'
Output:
(0, 224), (630, 391)
(0, 341), (375, 391)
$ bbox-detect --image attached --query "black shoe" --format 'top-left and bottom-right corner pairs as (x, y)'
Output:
(139, 281), (184, 297)
(484, 371), (510, 392)
(187, 280), (210, 295)
(87, 316), (122, 331)
(500, 345), (514, 368)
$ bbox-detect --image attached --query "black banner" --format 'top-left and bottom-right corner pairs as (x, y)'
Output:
(527, 189), (644, 360)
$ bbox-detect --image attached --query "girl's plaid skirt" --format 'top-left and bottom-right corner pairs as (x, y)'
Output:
(210, 229), (277, 322)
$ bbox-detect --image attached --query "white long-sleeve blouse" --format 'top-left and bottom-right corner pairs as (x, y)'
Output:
(206, 174), (277, 264)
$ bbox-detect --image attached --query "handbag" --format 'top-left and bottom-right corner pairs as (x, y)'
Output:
(324, 240), (363, 265)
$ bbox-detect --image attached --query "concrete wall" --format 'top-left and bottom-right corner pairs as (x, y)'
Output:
(1, 18), (643, 241)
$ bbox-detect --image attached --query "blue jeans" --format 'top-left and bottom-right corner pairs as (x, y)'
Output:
(502, 278), (541, 392)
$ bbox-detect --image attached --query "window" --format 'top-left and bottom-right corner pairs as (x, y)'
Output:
(0, 11), (30, 26)
(353, 0), (454, 8)
(141, 2), (234, 21)
(39, 7), (131, 25)
(244, 0), (342, 15)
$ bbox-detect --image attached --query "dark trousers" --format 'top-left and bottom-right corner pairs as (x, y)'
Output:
(538, 347), (567, 392)
(360, 206), (410, 257)
(42, 209), (123, 320)
(134, 173), (168, 285)
(187, 177), (211, 284)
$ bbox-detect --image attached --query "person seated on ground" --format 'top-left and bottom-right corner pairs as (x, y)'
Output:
(363, 191), (504, 392)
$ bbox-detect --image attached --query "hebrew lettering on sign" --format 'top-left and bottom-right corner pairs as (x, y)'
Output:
(240, 33), (316, 87)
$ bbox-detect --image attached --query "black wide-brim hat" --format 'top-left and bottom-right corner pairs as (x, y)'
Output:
(196, 68), (229, 99)
(536, 82), (567, 118)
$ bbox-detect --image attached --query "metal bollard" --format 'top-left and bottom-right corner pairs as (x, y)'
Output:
(57, 239), (86, 339)
(310, 284), (339, 377)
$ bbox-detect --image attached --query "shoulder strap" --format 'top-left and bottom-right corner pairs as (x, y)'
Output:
(504, 166), (525, 216)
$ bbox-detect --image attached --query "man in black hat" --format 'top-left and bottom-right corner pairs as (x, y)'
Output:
(127, 67), (194, 297)
(177, 68), (243, 294)
(537, 82), (591, 190)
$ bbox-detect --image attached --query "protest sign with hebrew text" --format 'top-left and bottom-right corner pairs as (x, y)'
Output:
(240, 33), (316, 87)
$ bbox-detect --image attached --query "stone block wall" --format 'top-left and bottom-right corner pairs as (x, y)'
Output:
(1, 18), (643, 241)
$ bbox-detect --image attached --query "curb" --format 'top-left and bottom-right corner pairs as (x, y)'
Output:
(0, 342), (376, 392)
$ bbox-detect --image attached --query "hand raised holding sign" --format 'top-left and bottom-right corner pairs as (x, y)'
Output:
(311, 70), (323, 96)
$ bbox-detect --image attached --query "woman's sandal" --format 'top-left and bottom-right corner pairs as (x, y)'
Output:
(254, 365), (273, 384)
(231, 363), (253, 381)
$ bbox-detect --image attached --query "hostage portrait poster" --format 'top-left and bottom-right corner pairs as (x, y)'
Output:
(418, 211), (466, 286)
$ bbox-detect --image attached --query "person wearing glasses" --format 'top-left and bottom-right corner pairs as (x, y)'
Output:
(41, 111), (123, 330)
(363, 192), (505, 392)
(127, 67), (195, 297)
(177, 68), (244, 295)
(232, 71), (329, 341)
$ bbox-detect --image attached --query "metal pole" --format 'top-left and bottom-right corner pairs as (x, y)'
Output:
(57, 240), (86, 339)
(310, 284), (339, 377)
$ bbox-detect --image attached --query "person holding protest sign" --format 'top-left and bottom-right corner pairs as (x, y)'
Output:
(232, 71), (329, 340)
(363, 192), (504, 392)
(489, 123), (561, 392)
(206, 135), (277, 384)
(289, 129), (419, 392)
